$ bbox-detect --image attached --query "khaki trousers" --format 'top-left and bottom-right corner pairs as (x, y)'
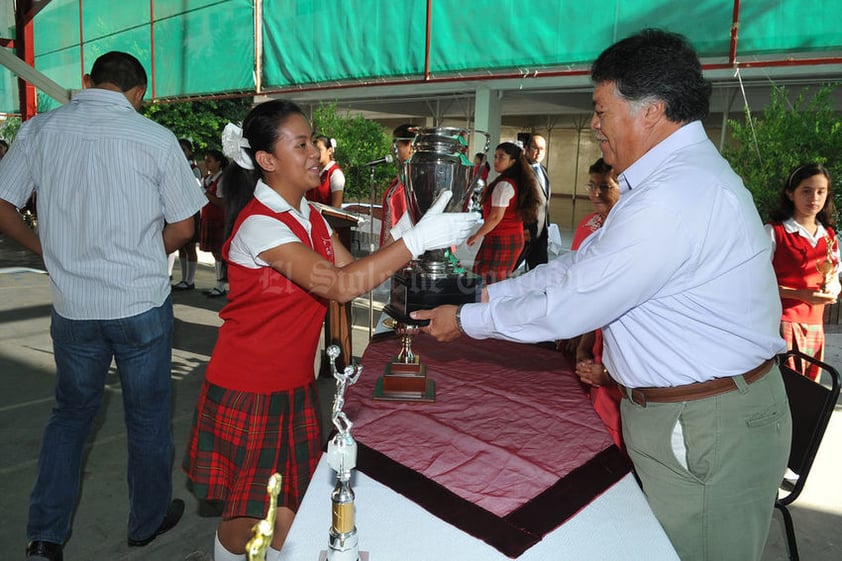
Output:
(621, 366), (792, 561)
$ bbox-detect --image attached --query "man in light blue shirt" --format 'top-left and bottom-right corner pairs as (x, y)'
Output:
(415, 30), (791, 561)
(0, 51), (206, 560)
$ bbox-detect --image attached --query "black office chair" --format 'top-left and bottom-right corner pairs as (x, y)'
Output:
(774, 350), (841, 561)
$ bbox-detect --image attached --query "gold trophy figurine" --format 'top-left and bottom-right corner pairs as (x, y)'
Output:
(817, 236), (839, 293)
(246, 473), (283, 561)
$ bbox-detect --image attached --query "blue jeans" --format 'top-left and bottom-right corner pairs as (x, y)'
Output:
(27, 298), (175, 544)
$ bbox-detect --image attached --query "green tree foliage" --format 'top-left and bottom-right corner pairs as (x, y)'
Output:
(311, 103), (394, 202)
(723, 84), (842, 223)
(0, 116), (21, 143)
(142, 98), (253, 154)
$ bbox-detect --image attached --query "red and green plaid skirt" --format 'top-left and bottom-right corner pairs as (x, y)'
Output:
(781, 321), (825, 381)
(199, 215), (225, 254)
(182, 379), (323, 519)
(472, 231), (525, 284)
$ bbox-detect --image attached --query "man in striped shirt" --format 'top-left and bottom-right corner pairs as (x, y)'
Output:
(0, 51), (206, 560)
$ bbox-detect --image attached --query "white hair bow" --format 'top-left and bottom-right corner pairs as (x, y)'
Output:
(222, 122), (254, 170)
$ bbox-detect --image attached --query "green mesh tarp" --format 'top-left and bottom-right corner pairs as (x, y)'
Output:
(1, 0), (841, 114)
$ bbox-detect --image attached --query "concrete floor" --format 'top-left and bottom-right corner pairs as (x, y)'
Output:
(0, 236), (840, 560)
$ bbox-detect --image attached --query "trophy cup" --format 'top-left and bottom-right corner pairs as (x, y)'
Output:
(319, 345), (369, 561)
(376, 127), (489, 402)
(817, 235), (839, 293)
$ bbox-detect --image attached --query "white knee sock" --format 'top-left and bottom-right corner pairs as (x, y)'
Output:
(179, 256), (188, 282)
(214, 531), (246, 561)
(186, 260), (198, 284)
(215, 261), (226, 291)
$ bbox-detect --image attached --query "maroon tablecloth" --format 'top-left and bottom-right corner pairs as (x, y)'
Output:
(342, 334), (630, 557)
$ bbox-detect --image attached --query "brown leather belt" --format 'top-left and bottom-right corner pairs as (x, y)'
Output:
(619, 358), (776, 407)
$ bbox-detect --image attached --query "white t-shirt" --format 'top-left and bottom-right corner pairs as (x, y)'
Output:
(228, 180), (334, 268)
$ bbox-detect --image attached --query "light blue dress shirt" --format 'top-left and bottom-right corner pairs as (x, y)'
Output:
(461, 121), (786, 388)
(0, 88), (206, 319)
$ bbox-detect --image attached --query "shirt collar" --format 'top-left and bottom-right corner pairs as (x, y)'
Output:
(617, 121), (707, 194)
(254, 179), (311, 219)
(72, 88), (137, 112)
(782, 216), (828, 241)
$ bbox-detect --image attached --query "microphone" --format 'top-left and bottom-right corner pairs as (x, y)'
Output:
(364, 154), (394, 166)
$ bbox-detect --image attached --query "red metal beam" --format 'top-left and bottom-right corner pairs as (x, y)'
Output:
(729, 0), (741, 66)
(16, 0), (38, 120)
(78, 0), (85, 78)
(424, 0), (432, 81)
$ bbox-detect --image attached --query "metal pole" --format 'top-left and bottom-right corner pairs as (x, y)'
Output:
(368, 165), (376, 339)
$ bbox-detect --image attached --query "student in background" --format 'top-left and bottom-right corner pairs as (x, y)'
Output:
(306, 135), (344, 207)
(766, 162), (840, 380)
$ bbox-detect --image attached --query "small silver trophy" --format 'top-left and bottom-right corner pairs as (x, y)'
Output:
(319, 345), (369, 561)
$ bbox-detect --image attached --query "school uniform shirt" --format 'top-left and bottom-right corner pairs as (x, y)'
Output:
(208, 180), (334, 393)
(459, 121), (786, 388)
(306, 161), (344, 205)
(767, 218), (840, 324)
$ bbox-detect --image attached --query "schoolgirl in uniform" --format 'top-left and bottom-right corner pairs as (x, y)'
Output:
(305, 134), (345, 207)
(199, 149), (229, 297)
(182, 99), (479, 561)
(767, 163), (840, 380)
(467, 141), (540, 283)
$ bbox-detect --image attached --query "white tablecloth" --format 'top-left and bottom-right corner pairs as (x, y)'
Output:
(279, 455), (679, 561)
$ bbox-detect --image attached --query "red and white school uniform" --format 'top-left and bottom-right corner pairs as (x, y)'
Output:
(199, 171), (224, 253)
(769, 219), (839, 380)
(184, 180), (334, 518)
(306, 160), (344, 205)
(473, 178), (524, 283)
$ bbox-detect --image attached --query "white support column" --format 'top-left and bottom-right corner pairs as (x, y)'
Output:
(473, 87), (501, 157)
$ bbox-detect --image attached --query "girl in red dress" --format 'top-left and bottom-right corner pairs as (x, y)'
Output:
(467, 142), (540, 283)
(183, 100), (479, 561)
(767, 163), (840, 380)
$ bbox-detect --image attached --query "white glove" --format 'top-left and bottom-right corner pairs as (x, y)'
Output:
(399, 191), (482, 259)
(388, 210), (414, 241)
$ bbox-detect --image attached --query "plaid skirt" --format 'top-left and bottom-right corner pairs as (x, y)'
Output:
(472, 231), (525, 284)
(199, 215), (225, 254)
(182, 380), (323, 519)
(781, 321), (825, 381)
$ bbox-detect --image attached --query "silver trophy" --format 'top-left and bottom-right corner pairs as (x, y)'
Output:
(383, 126), (489, 325)
(376, 128), (489, 403)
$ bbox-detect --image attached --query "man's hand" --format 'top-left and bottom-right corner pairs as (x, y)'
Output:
(411, 305), (462, 342)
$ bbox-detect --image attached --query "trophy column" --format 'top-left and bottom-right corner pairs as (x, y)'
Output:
(319, 345), (369, 561)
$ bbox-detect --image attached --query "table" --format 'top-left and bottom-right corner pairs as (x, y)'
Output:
(280, 336), (679, 561)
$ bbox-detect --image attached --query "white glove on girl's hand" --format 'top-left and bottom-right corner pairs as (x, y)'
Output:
(399, 191), (483, 259)
(388, 210), (415, 242)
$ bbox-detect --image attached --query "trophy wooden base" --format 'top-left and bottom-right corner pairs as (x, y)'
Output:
(373, 356), (436, 402)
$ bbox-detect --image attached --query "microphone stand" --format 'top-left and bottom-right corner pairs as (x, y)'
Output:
(368, 165), (376, 339)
